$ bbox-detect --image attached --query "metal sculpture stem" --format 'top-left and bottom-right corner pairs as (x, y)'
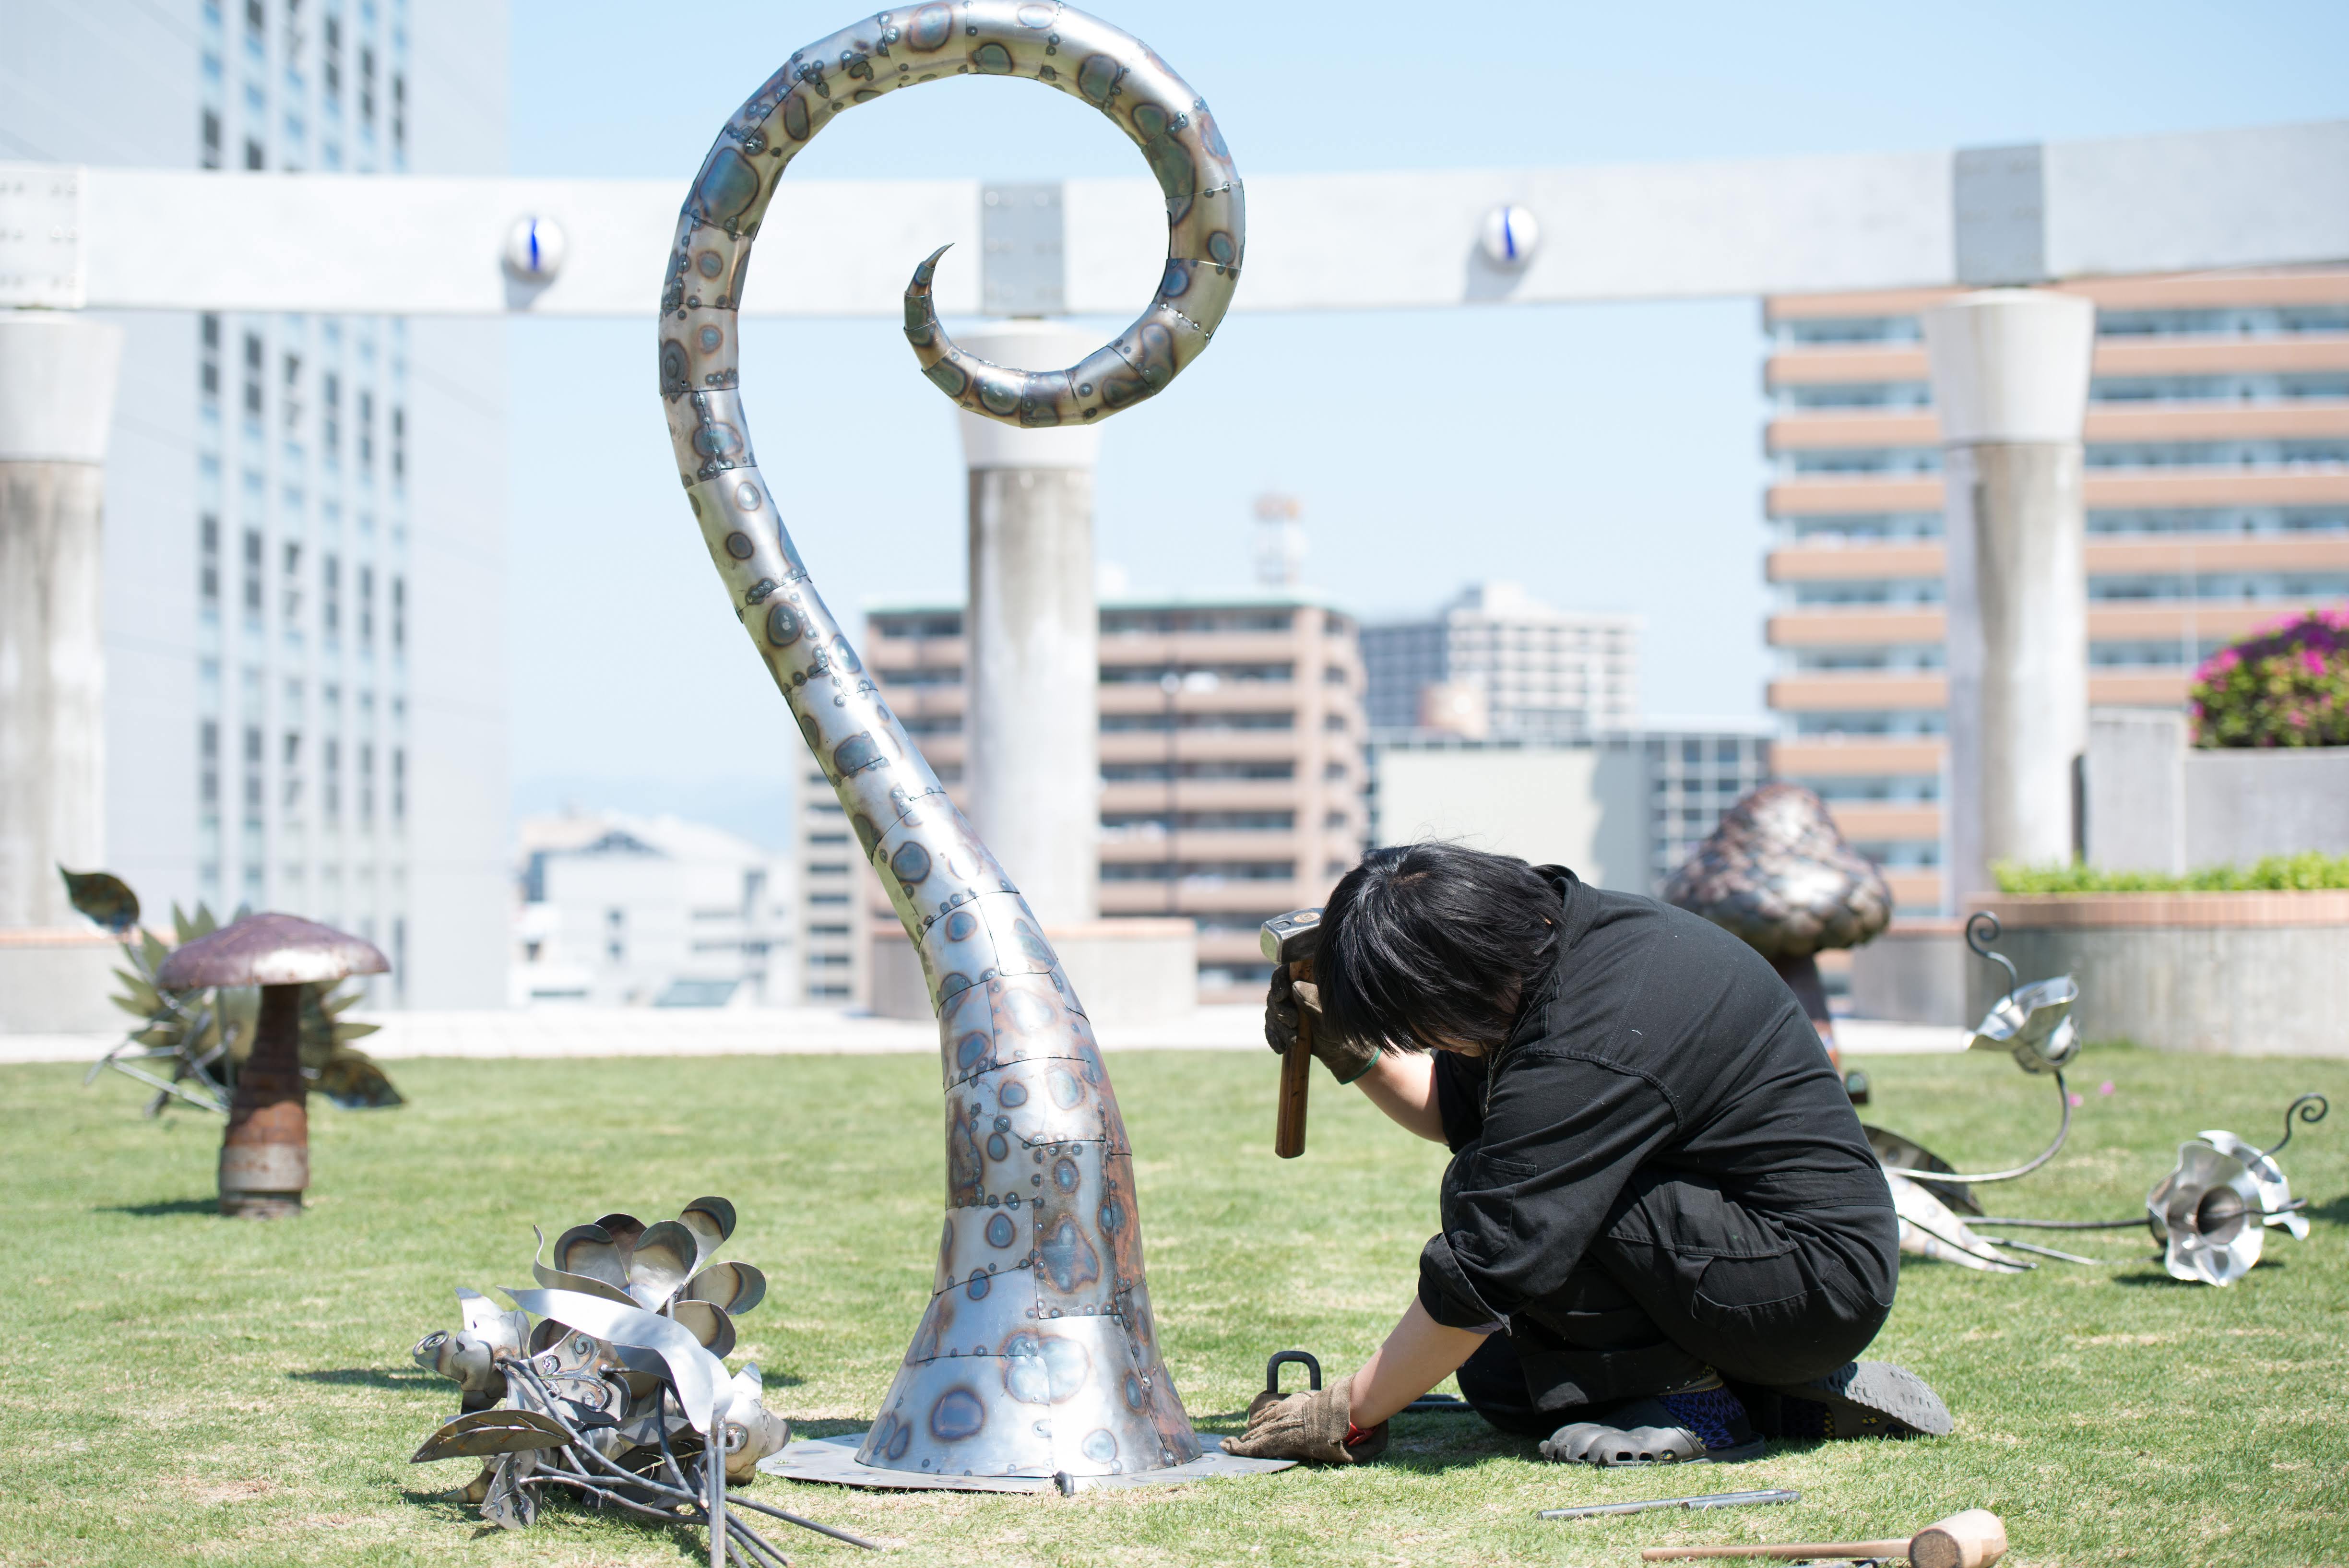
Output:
(659, 4), (1242, 1482)
(1879, 1070), (2073, 1186)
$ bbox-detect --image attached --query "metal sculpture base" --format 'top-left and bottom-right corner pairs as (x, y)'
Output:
(760, 1434), (1293, 1495)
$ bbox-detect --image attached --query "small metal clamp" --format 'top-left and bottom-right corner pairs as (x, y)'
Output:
(1264, 1350), (1321, 1396)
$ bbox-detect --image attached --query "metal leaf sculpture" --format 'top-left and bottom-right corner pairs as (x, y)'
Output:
(1885, 1173), (2028, 1274)
(659, 3), (1240, 1485)
(1665, 783), (1893, 960)
(411, 1199), (869, 1559)
(63, 869), (399, 1116)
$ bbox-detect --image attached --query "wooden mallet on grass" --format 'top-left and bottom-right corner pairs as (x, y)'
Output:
(1641, 1509), (2007, 1568)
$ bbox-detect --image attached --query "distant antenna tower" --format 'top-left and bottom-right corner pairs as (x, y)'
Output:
(1253, 491), (1305, 588)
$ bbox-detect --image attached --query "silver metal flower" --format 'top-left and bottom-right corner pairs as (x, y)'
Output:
(406, 1197), (871, 1557)
(1967, 975), (2082, 1076)
(2147, 1140), (2266, 1286)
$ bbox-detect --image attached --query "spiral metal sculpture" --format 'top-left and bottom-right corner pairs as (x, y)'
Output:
(657, 5), (1241, 1484)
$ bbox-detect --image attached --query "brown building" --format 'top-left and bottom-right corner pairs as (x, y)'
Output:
(1763, 269), (2349, 912)
(794, 591), (1367, 1006)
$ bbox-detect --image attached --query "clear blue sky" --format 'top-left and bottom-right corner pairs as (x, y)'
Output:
(504, 0), (2349, 841)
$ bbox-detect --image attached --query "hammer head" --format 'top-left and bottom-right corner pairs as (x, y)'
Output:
(1260, 907), (1323, 967)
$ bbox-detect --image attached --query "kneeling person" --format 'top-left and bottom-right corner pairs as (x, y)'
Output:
(1223, 843), (1948, 1467)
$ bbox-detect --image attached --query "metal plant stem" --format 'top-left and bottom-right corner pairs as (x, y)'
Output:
(658, 3), (1242, 1483)
(220, 983), (307, 1217)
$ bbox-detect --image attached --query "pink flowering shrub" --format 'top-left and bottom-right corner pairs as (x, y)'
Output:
(2189, 608), (2349, 748)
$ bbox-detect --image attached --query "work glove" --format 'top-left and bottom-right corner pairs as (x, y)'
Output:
(1264, 965), (1382, 1085)
(1220, 1378), (1388, 1465)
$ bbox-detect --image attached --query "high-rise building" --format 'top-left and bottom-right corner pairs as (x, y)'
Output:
(1361, 582), (1639, 737)
(0, 0), (510, 1003)
(795, 591), (1367, 1007)
(511, 809), (793, 1009)
(1762, 271), (2349, 912)
(1368, 726), (1773, 895)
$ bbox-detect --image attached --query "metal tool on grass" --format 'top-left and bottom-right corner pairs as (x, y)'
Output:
(1264, 1350), (1471, 1414)
(1641, 1508), (2007, 1568)
(1260, 909), (1323, 1158)
(1538, 1488), (1799, 1521)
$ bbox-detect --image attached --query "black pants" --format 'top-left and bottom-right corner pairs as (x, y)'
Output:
(1455, 1167), (1896, 1436)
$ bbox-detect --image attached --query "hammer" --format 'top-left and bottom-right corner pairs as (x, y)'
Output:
(1260, 907), (1323, 1160)
(1640, 1508), (2007, 1568)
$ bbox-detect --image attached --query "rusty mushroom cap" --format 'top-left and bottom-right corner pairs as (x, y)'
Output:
(1664, 782), (1892, 960)
(155, 911), (390, 989)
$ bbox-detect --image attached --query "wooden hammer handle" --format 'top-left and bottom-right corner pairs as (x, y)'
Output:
(1642, 1542), (1908, 1562)
(1274, 962), (1312, 1159)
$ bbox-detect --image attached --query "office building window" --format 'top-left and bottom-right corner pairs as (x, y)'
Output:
(390, 404), (404, 482)
(283, 730), (302, 808)
(201, 109), (223, 168)
(200, 721), (220, 808)
(244, 138), (264, 171)
(199, 515), (220, 604)
(241, 529), (263, 616)
(242, 332), (263, 417)
(199, 314), (220, 399)
(358, 741), (375, 825)
(392, 747), (405, 823)
(323, 13), (340, 94)
(242, 725), (263, 822)
(323, 735), (341, 820)
(358, 564), (374, 645)
(282, 352), (302, 430)
(322, 552), (340, 636)
(390, 575), (404, 653)
(359, 45), (375, 123)
(391, 72), (405, 154)
(281, 541), (303, 622)
(357, 389), (373, 468)
(322, 371), (339, 455)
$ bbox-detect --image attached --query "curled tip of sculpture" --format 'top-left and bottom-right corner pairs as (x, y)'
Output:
(907, 243), (952, 296)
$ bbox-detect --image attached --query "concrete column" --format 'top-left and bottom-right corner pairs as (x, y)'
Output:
(1922, 290), (2095, 905)
(959, 323), (1103, 927)
(0, 313), (125, 929)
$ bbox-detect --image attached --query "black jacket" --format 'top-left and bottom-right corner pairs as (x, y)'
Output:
(1417, 869), (1897, 1330)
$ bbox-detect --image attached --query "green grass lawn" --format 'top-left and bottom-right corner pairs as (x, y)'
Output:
(2, 1042), (2344, 1567)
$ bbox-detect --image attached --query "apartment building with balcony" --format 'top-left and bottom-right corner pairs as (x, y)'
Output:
(793, 592), (1367, 1007)
(1763, 269), (2349, 911)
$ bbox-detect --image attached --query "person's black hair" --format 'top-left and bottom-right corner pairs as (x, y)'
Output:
(1316, 842), (1562, 1054)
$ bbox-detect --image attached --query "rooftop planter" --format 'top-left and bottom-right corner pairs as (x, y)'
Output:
(1971, 858), (2349, 1056)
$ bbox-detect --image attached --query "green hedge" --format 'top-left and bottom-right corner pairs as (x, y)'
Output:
(1994, 853), (2349, 893)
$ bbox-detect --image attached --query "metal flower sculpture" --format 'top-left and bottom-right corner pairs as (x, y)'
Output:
(659, 4), (1248, 1486)
(410, 1198), (872, 1560)
(64, 869), (399, 1120)
(2146, 1094), (2325, 1286)
(1967, 977), (2081, 1076)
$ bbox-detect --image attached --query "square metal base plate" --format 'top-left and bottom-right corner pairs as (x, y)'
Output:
(758, 1433), (1296, 1494)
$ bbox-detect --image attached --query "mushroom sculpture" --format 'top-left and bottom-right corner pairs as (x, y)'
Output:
(1664, 782), (1892, 1072)
(155, 913), (388, 1217)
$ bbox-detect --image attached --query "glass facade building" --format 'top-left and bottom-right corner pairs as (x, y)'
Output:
(1, 0), (510, 1003)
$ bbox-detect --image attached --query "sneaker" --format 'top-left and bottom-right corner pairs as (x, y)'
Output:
(1740, 1361), (1952, 1441)
(1540, 1383), (1764, 1466)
